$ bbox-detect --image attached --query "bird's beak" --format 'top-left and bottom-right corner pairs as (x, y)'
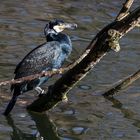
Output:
(53, 23), (77, 33)
(62, 23), (77, 30)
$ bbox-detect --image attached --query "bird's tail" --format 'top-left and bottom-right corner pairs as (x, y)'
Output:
(3, 95), (18, 116)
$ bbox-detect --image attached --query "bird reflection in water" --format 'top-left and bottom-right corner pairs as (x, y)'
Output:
(6, 112), (60, 140)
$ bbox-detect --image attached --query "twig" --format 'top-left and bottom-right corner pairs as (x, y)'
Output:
(116, 0), (134, 21)
(0, 48), (91, 87)
(103, 69), (140, 97)
(0, 68), (63, 86)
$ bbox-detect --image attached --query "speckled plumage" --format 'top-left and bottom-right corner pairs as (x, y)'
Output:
(11, 40), (71, 94)
(4, 19), (76, 115)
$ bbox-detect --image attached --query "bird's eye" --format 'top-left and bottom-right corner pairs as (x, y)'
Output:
(59, 23), (63, 26)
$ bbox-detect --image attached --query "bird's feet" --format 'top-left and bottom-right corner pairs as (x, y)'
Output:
(35, 87), (45, 97)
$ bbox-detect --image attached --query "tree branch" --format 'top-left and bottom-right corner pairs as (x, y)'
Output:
(103, 69), (140, 97)
(116, 0), (134, 21)
(27, 2), (140, 112)
(0, 70), (63, 86)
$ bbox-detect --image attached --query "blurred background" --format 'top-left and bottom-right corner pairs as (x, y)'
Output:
(0, 0), (140, 140)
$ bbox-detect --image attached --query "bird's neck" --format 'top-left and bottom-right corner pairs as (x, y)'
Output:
(46, 33), (72, 46)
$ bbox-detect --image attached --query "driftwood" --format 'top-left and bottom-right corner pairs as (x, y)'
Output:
(26, 0), (140, 112)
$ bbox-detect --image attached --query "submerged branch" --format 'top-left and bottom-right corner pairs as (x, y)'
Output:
(27, 3), (140, 112)
(103, 69), (140, 97)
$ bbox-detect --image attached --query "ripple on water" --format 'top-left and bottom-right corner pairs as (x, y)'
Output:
(60, 136), (78, 140)
(71, 126), (88, 135)
(18, 112), (27, 118)
(63, 109), (75, 115)
(78, 85), (91, 90)
(112, 129), (125, 138)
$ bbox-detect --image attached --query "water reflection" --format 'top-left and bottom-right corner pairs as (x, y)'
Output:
(6, 115), (36, 140)
(6, 112), (60, 140)
(29, 112), (60, 140)
(104, 95), (140, 131)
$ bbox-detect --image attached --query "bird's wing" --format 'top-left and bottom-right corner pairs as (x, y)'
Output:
(14, 41), (62, 79)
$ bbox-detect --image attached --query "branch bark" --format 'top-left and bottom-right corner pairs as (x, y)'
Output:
(116, 0), (134, 21)
(0, 70), (63, 86)
(27, 1), (140, 112)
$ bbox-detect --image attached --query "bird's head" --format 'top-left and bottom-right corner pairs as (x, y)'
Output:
(44, 19), (77, 36)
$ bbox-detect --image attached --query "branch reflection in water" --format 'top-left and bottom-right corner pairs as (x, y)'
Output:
(103, 95), (140, 130)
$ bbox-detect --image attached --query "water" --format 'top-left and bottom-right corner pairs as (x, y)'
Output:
(0, 0), (140, 140)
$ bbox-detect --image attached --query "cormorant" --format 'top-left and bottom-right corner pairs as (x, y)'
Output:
(4, 19), (77, 116)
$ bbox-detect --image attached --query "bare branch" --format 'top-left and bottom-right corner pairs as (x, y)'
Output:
(116, 0), (134, 21)
(103, 69), (140, 97)
(0, 68), (63, 86)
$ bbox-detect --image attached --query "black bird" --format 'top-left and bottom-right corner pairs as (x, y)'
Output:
(4, 19), (77, 116)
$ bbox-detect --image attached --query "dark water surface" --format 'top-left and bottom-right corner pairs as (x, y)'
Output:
(0, 0), (140, 140)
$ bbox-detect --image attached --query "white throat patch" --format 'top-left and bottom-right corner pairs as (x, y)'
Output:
(53, 25), (65, 33)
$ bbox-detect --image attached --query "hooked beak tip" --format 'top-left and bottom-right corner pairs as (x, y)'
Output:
(73, 23), (78, 29)
(70, 23), (77, 29)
